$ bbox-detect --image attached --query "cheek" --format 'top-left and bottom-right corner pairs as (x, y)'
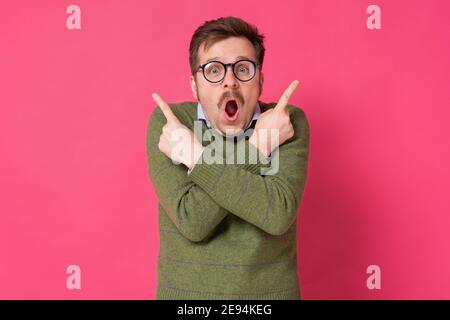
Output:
(198, 85), (220, 104)
(242, 85), (260, 104)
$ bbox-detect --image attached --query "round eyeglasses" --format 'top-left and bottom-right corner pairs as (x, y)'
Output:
(197, 59), (258, 83)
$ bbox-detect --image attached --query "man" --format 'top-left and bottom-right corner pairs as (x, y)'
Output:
(146, 16), (310, 300)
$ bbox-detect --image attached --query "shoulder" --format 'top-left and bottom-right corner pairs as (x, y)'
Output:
(148, 101), (197, 129)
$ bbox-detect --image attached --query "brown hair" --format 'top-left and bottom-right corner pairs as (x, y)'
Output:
(189, 16), (265, 76)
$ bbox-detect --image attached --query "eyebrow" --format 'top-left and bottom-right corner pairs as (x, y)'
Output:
(204, 56), (253, 64)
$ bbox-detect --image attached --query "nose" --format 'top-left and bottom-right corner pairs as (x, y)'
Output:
(221, 66), (239, 90)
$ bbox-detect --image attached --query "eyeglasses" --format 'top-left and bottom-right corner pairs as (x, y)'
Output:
(197, 59), (258, 83)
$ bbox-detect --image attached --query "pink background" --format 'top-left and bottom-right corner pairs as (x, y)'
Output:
(1, 0), (449, 299)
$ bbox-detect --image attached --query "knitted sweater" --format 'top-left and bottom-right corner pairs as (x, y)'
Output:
(146, 101), (310, 300)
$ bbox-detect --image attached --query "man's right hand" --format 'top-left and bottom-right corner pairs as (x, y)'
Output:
(249, 80), (299, 157)
(152, 93), (204, 170)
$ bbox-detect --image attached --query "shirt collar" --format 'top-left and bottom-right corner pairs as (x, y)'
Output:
(196, 101), (261, 130)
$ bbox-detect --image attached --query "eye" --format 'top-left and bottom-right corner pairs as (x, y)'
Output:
(236, 63), (250, 74)
(205, 63), (223, 77)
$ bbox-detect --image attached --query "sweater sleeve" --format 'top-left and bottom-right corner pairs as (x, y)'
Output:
(146, 107), (228, 242)
(188, 106), (310, 236)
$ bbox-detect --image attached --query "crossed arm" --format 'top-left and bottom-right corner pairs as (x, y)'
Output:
(146, 82), (310, 242)
(147, 106), (309, 242)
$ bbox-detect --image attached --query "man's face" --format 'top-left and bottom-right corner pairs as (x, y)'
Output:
(190, 37), (264, 136)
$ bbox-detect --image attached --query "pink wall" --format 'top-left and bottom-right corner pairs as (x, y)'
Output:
(1, 0), (449, 299)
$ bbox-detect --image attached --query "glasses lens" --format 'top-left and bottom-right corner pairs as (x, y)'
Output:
(233, 60), (256, 81)
(203, 62), (225, 82)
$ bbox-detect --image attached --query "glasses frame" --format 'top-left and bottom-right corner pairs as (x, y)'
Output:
(197, 59), (259, 83)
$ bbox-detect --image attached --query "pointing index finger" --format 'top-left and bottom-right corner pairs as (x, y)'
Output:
(274, 80), (299, 111)
(152, 93), (178, 123)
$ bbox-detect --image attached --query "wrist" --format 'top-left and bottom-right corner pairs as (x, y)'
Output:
(186, 143), (205, 170)
(249, 133), (271, 158)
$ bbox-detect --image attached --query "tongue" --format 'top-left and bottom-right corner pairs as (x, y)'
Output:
(225, 100), (238, 117)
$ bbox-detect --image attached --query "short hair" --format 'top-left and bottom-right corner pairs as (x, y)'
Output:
(189, 16), (265, 76)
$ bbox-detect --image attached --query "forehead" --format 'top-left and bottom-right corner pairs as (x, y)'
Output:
(198, 37), (257, 63)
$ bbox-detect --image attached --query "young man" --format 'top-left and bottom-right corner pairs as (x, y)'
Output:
(146, 16), (310, 300)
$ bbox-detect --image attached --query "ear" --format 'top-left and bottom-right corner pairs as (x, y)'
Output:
(258, 71), (264, 97)
(190, 75), (199, 100)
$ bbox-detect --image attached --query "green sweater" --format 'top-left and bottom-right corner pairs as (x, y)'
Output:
(146, 101), (310, 300)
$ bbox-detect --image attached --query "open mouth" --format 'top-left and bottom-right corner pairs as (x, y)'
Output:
(223, 99), (240, 121)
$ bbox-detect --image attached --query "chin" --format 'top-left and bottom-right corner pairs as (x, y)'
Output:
(220, 125), (245, 137)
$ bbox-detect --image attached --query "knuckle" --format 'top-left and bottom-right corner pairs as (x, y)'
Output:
(289, 127), (295, 136)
